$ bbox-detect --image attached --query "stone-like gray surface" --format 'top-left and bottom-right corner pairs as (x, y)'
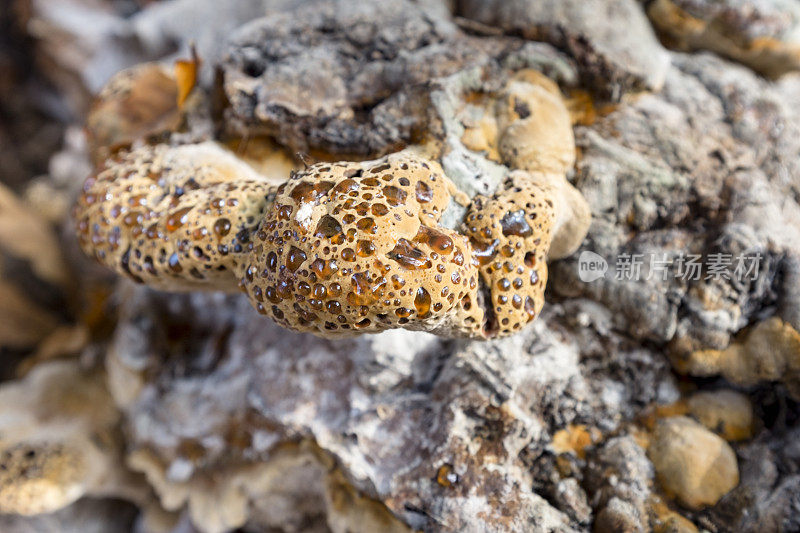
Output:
(585, 436), (655, 532)
(707, 426), (800, 531)
(110, 286), (589, 532)
(221, 0), (519, 156)
(455, 0), (671, 96)
(552, 53), (800, 357)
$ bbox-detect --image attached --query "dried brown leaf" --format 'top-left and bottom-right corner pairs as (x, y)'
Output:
(17, 325), (89, 376)
(0, 282), (59, 349)
(0, 182), (69, 287)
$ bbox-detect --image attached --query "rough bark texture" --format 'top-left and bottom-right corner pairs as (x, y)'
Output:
(221, 0), (502, 156)
(2, 0), (800, 532)
(456, 0), (671, 96)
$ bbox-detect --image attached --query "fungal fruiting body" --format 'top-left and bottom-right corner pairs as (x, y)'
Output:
(495, 70), (577, 176)
(75, 146), (560, 338)
(85, 62), (181, 164)
(75, 142), (275, 291)
(238, 154), (486, 337)
(0, 362), (136, 516)
(0, 442), (88, 515)
(463, 171), (555, 337)
(458, 69), (591, 262)
(75, 66), (591, 339)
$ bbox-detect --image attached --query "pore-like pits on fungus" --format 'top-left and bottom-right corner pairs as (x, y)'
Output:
(237, 154), (487, 337)
(75, 146), (561, 339)
(74, 61), (591, 339)
(75, 142), (275, 292)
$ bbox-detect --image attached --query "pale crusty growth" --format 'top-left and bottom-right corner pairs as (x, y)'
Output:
(532, 171), (591, 261)
(0, 361), (146, 516)
(459, 69), (591, 260)
(463, 171), (555, 337)
(495, 70), (576, 175)
(493, 72), (589, 260)
(237, 154), (487, 337)
(75, 141), (276, 291)
(680, 317), (800, 399)
(0, 442), (87, 515)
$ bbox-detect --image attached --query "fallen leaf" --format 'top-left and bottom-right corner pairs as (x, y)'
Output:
(0, 282), (59, 349)
(86, 63), (180, 162)
(0, 182), (69, 288)
(17, 325), (89, 376)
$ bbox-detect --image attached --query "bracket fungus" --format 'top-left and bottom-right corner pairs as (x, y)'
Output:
(75, 61), (591, 339)
(85, 63), (182, 165)
(238, 153), (488, 337)
(457, 70), (591, 261)
(462, 171), (556, 337)
(75, 141), (277, 292)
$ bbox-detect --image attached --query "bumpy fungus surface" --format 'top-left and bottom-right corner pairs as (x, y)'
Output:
(457, 70), (590, 261)
(496, 72), (590, 260)
(75, 63), (591, 339)
(238, 154), (486, 337)
(462, 171), (555, 337)
(75, 145), (561, 338)
(75, 142), (275, 291)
